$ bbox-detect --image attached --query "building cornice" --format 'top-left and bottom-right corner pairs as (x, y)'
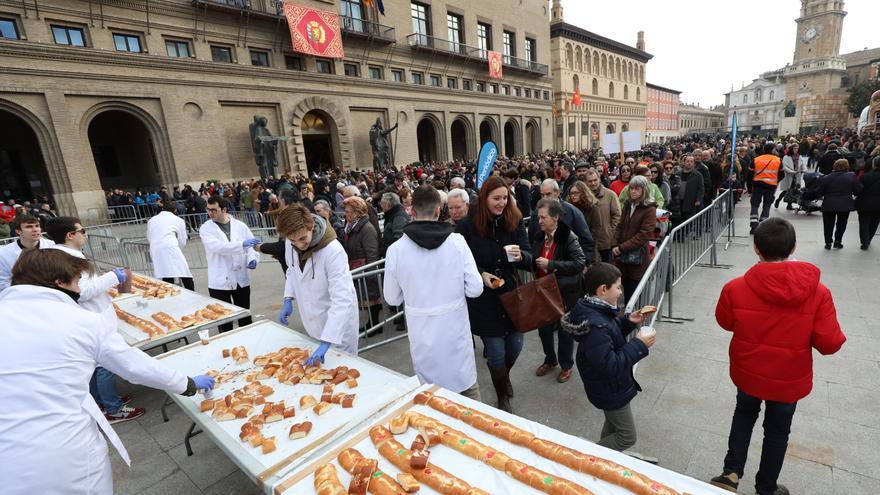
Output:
(646, 82), (681, 94)
(550, 22), (652, 63)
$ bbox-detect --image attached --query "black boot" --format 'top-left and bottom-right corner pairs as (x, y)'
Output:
(504, 358), (516, 398)
(489, 367), (512, 413)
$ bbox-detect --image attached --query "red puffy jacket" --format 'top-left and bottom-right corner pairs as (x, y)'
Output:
(716, 261), (845, 403)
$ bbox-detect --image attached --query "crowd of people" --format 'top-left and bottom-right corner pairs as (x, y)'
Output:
(0, 126), (873, 495)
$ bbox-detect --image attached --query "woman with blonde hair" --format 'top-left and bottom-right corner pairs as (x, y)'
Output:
(342, 196), (383, 333)
(612, 175), (657, 303)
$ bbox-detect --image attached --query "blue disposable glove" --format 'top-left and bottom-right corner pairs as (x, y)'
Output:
(247, 259), (258, 270)
(279, 298), (294, 325)
(112, 267), (127, 284)
(242, 238), (261, 249)
(305, 341), (331, 366)
(192, 375), (216, 391)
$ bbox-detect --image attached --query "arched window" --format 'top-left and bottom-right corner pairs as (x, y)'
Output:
(639, 65), (644, 84)
(624, 85), (629, 100)
(575, 46), (582, 71)
(592, 78), (599, 95)
(743, 94), (748, 104)
(636, 87), (641, 101)
(769, 90), (775, 100)
(609, 82), (615, 98)
(755, 88), (762, 102)
(585, 49), (591, 73)
(601, 54), (607, 77)
(565, 44), (573, 69)
(593, 52), (599, 75)
(615, 59), (621, 80)
(573, 74), (579, 92)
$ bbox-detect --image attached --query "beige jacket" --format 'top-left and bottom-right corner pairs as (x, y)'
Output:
(592, 186), (622, 251)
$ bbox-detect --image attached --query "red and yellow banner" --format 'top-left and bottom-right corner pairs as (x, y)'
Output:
(488, 50), (503, 79)
(284, 4), (344, 59)
(572, 89), (582, 106)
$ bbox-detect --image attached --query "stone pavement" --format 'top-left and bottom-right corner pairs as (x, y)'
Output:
(110, 203), (879, 494)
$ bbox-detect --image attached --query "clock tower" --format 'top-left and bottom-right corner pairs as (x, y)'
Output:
(784, 0), (850, 131)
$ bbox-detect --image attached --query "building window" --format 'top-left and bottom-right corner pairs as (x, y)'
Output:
(463, 79), (472, 91)
(524, 88), (531, 98)
(543, 91), (550, 100)
(0, 17), (20, 39)
(430, 74), (441, 86)
(285, 55), (304, 70)
(210, 45), (234, 63)
(502, 30), (515, 63)
(113, 33), (142, 53)
(501, 85), (509, 95)
(412, 71), (424, 85)
(490, 83), (498, 94)
(609, 82), (615, 98)
(344, 62), (360, 77)
(52, 25), (86, 47)
(476, 81), (485, 92)
(340, 0), (364, 33)
(447, 77), (457, 89)
(447, 13), (463, 52)
(250, 50), (270, 67)
(368, 66), (383, 80)
(742, 94), (747, 104)
(391, 69), (404, 82)
(476, 22), (491, 59)
(525, 37), (536, 62)
(514, 87), (521, 97)
(316, 58), (334, 74)
(165, 39), (191, 58)
(411, 2), (431, 43)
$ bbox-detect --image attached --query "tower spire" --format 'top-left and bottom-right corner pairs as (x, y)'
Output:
(551, 0), (564, 23)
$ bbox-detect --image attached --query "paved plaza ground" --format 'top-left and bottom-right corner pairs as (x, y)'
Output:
(110, 203), (880, 495)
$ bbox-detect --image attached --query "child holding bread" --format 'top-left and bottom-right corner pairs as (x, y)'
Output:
(560, 262), (655, 452)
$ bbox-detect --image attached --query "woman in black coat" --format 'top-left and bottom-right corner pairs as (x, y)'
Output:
(856, 156), (880, 250)
(456, 176), (532, 412)
(531, 198), (586, 384)
(818, 158), (863, 249)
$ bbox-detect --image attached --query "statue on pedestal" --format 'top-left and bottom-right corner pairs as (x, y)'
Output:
(369, 117), (398, 172)
(784, 100), (797, 118)
(249, 115), (288, 179)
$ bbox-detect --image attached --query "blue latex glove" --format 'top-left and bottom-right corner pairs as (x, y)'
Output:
(247, 259), (258, 270)
(305, 342), (331, 367)
(192, 375), (216, 391)
(242, 238), (261, 249)
(279, 298), (293, 325)
(112, 268), (127, 284)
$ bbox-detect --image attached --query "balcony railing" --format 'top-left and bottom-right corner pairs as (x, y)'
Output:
(503, 55), (548, 75)
(340, 15), (396, 43)
(406, 33), (548, 76)
(193, 0), (284, 18)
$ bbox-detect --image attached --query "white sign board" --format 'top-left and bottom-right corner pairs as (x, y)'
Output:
(602, 133), (618, 152)
(622, 130), (642, 152)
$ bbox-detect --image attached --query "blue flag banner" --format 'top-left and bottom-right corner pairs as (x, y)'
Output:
(477, 141), (498, 189)
(730, 112), (737, 180)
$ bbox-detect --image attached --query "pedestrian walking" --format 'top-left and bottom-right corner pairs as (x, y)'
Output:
(817, 158), (863, 249)
(749, 143), (781, 234)
(147, 201), (194, 291)
(856, 156), (880, 250)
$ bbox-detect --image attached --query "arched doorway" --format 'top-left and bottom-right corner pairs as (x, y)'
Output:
(88, 110), (161, 191)
(0, 110), (53, 204)
(301, 110), (338, 175)
(524, 120), (539, 154)
(417, 117), (440, 163)
(479, 119), (496, 147)
(450, 118), (471, 160)
(503, 120), (520, 157)
(590, 123), (599, 149)
(606, 123), (616, 134)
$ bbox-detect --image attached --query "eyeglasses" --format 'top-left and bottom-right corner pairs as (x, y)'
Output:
(664, 166), (673, 171)
(73, 228), (86, 235)
(650, 170), (659, 175)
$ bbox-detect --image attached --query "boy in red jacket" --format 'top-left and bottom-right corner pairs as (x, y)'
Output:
(710, 218), (845, 495)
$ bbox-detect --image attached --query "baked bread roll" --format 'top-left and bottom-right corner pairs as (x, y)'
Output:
(261, 436), (276, 455)
(289, 421), (312, 440)
(200, 399), (215, 412)
(300, 395), (318, 409)
(504, 459), (592, 495)
(313, 401), (333, 415)
(416, 392), (534, 446)
(346, 378), (359, 389)
(389, 413), (410, 434)
(337, 448), (409, 495)
(348, 457), (378, 495)
(314, 464), (347, 495)
(341, 394), (357, 408)
(396, 473), (420, 493)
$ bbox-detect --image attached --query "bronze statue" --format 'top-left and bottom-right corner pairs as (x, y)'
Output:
(369, 117), (398, 172)
(249, 115), (287, 179)
(784, 100), (797, 118)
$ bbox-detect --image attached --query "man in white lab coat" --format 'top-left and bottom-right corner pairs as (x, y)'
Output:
(0, 213), (54, 292)
(44, 216), (145, 423)
(383, 185), (484, 400)
(0, 248), (215, 495)
(200, 195), (260, 332)
(276, 204), (359, 365)
(147, 200), (193, 290)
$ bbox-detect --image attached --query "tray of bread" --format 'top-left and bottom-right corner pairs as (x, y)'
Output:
(272, 385), (729, 495)
(114, 287), (247, 348)
(108, 274), (182, 301)
(155, 320), (419, 488)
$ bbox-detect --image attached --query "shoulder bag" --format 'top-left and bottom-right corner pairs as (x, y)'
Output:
(499, 271), (565, 333)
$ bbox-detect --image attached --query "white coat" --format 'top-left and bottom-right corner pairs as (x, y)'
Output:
(147, 211), (192, 279)
(0, 285), (188, 495)
(46, 244), (119, 330)
(284, 239), (359, 355)
(0, 238), (54, 292)
(383, 232), (483, 393)
(199, 218), (259, 290)
(779, 155), (808, 192)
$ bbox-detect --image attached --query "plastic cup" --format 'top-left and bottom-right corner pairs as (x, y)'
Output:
(639, 326), (656, 338)
(504, 245), (517, 262)
(198, 329), (210, 346)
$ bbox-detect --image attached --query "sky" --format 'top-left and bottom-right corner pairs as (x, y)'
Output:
(559, 0), (877, 108)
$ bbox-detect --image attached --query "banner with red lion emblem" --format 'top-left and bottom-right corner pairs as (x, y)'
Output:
(285, 4), (344, 59)
(488, 50), (503, 79)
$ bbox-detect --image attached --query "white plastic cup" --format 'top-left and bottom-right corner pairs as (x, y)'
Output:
(639, 326), (656, 338)
(504, 245), (517, 262)
(198, 329), (210, 345)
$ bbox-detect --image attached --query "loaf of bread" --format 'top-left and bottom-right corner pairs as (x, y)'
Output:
(337, 448), (410, 495)
(313, 463), (348, 495)
(289, 421), (313, 440)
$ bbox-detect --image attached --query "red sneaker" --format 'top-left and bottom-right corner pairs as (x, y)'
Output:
(121, 395), (133, 406)
(105, 406), (145, 424)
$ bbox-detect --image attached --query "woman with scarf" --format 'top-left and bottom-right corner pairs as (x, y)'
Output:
(342, 196), (383, 334)
(276, 204), (359, 364)
(775, 143), (807, 210)
(566, 180), (601, 263)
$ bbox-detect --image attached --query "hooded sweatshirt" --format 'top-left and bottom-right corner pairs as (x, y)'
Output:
(402, 221), (453, 250)
(715, 260), (845, 403)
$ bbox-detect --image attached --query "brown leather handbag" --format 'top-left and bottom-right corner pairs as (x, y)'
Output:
(499, 272), (565, 333)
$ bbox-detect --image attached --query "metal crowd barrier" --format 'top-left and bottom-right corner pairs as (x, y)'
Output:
(350, 259), (406, 352)
(82, 233), (127, 271)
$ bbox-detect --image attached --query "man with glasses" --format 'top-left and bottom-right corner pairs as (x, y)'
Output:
(0, 213), (55, 292)
(200, 196), (260, 332)
(45, 217), (141, 423)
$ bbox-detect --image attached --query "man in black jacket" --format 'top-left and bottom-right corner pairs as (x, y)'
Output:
(380, 191), (410, 331)
(669, 154), (705, 229)
(818, 143), (843, 175)
(503, 169), (532, 219)
(693, 149), (713, 208)
(560, 162), (577, 200)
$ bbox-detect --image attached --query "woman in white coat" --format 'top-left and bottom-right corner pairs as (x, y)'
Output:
(0, 249), (215, 495)
(276, 204), (359, 364)
(147, 201), (194, 290)
(775, 143), (808, 210)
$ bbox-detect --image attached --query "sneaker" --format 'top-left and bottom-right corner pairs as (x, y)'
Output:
(121, 394), (133, 406)
(709, 472), (739, 492)
(105, 406), (146, 424)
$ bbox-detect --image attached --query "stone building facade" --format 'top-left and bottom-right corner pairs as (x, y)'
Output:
(678, 104), (725, 136)
(0, 0), (553, 217)
(645, 82), (680, 144)
(724, 71), (787, 134)
(549, 0), (649, 152)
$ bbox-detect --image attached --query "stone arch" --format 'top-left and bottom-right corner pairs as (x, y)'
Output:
(592, 52), (600, 75)
(615, 58), (622, 80)
(450, 115), (475, 160)
(609, 82), (615, 98)
(592, 78), (599, 95)
(585, 48), (592, 74)
(606, 123), (616, 134)
(636, 87), (641, 101)
(80, 100), (177, 187)
(624, 85), (629, 100)
(572, 74), (580, 92)
(290, 95), (351, 171)
(503, 117), (522, 157)
(416, 113), (445, 162)
(0, 98), (73, 213)
(639, 65), (644, 84)
(565, 43), (573, 69)
(479, 116), (499, 146)
(574, 46), (583, 72)
(524, 118), (541, 154)
(601, 54), (607, 77)
(628, 62), (634, 82)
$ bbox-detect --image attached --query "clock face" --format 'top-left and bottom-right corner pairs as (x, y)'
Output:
(803, 27), (819, 43)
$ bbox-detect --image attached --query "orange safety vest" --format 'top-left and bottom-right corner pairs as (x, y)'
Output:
(752, 154), (781, 186)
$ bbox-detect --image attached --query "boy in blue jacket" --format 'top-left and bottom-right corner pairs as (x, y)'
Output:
(561, 262), (656, 451)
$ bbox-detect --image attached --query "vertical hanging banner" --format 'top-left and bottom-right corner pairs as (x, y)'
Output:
(572, 89), (582, 106)
(477, 141), (499, 189)
(488, 50), (503, 79)
(730, 111), (738, 180)
(285, 3), (345, 59)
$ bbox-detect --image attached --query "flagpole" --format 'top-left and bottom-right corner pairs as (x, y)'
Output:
(392, 111), (401, 171)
